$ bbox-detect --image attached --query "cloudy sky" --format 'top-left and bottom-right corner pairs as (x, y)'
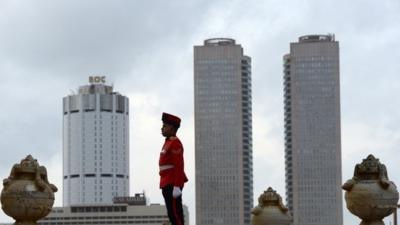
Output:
(1, 0), (400, 224)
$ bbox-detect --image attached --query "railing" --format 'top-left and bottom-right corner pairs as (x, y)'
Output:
(375, 204), (400, 225)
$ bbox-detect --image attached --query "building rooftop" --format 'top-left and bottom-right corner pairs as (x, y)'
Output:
(204, 38), (236, 46)
(298, 34), (335, 43)
(77, 76), (114, 95)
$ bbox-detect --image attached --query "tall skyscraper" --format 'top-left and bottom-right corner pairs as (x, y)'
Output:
(194, 38), (253, 225)
(63, 76), (129, 206)
(283, 34), (343, 225)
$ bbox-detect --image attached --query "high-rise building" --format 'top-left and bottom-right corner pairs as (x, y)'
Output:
(63, 76), (129, 206)
(283, 34), (343, 225)
(194, 38), (253, 225)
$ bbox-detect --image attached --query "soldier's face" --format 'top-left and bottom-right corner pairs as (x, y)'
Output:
(161, 123), (175, 137)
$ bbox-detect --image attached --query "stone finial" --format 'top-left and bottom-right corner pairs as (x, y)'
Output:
(342, 154), (390, 191)
(251, 187), (292, 225)
(254, 187), (288, 213)
(1, 155), (58, 225)
(342, 154), (399, 225)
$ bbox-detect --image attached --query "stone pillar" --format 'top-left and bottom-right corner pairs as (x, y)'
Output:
(1, 155), (58, 225)
(251, 187), (292, 225)
(342, 154), (399, 225)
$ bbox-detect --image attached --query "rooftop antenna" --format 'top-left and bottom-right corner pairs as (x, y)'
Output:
(327, 33), (335, 41)
(143, 190), (149, 205)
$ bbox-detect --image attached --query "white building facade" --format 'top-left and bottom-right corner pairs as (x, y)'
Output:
(63, 78), (129, 206)
(38, 194), (189, 225)
(194, 38), (253, 225)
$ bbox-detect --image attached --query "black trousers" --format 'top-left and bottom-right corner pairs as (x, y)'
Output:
(162, 185), (184, 225)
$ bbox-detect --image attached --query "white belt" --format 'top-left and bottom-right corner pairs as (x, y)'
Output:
(159, 165), (174, 171)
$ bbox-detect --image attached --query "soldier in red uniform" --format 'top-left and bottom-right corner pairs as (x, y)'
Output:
(159, 112), (188, 225)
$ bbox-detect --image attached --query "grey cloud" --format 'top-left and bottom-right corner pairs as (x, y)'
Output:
(0, 1), (211, 80)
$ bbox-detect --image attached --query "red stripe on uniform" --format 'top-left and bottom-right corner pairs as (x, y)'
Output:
(172, 198), (182, 225)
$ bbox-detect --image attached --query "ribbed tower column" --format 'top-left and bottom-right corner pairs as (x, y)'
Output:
(63, 77), (129, 206)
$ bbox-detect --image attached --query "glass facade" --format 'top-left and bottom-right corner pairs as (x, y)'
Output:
(194, 38), (253, 225)
(284, 35), (343, 225)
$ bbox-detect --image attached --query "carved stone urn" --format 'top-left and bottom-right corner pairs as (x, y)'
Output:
(342, 154), (399, 225)
(251, 187), (292, 225)
(1, 155), (58, 225)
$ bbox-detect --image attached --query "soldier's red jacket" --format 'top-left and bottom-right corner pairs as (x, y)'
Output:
(159, 136), (188, 188)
